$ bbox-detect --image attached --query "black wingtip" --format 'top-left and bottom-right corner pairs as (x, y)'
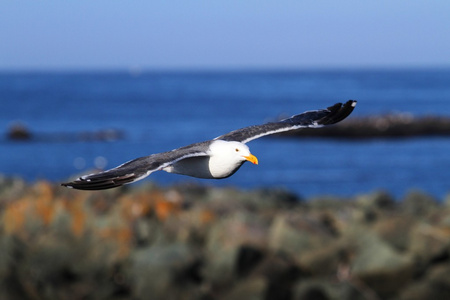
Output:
(61, 179), (124, 190)
(61, 173), (137, 190)
(321, 100), (357, 125)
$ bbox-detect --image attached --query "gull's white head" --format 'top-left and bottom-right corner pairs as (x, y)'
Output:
(208, 140), (258, 178)
(210, 140), (258, 164)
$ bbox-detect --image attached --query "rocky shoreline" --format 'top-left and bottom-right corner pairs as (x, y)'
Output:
(1, 177), (450, 299)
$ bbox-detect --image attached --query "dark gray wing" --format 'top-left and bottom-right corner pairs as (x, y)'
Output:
(61, 141), (211, 190)
(216, 100), (357, 144)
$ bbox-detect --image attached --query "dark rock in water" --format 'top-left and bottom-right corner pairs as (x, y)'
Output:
(278, 114), (450, 139)
(5, 122), (124, 143)
(7, 122), (32, 140)
(77, 129), (125, 142)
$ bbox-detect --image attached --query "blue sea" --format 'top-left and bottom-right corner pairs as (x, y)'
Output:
(1, 69), (449, 200)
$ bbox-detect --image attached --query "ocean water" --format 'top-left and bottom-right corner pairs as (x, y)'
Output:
(1, 69), (449, 199)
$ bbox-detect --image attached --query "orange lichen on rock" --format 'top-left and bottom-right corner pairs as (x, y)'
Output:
(141, 189), (184, 221)
(34, 181), (56, 226)
(66, 199), (87, 237)
(119, 192), (153, 221)
(199, 209), (215, 225)
(2, 181), (58, 236)
(3, 197), (28, 236)
(97, 225), (133, 258)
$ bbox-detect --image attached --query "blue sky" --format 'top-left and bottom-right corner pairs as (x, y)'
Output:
(1, 1), (449, 70)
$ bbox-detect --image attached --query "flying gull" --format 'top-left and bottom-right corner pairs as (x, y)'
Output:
(62, 100), (357, 190)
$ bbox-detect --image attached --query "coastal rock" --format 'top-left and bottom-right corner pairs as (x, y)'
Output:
(355, 190), (396, 211)
(293, 279), (332, 300)
(444, 193), (450, 208)
(401, 190), (439, 217)
(296, 239), (351, 277)
(293, 279), (358, 300)
(399, 264), (450, 300)
(0, 178), (450, 299)
(353, 190), (397, 224)
(203, 212), (268, 287)
(268, 213), (336, 258)
(0, 175), (27, 201)
(349, 229), (414, 298)
(220, 277), (267, 300)
(251, 253), (303, 300)
(409, 221), (450, 265)
(131, 243), (200, 300)
(372, 215), (416, 252)
(7, 122), (31, 140)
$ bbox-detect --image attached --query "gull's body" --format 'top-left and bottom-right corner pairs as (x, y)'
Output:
(163, 140), (256, 179)
(62, 101), (356, 190)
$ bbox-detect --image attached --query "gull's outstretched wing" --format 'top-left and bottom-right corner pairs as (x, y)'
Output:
(61, 141), (211, 190)
(215, 100), (357, 144)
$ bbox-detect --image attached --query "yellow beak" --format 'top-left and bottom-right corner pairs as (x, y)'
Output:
(244, 154), (258, 165)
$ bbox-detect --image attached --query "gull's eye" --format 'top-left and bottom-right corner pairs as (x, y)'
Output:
(235, 148), (240, 152)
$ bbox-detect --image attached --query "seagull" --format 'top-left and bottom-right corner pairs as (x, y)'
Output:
(62, 100), (356, 190)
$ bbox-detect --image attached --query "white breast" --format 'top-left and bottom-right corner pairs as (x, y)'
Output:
(207, 140), (249, 178)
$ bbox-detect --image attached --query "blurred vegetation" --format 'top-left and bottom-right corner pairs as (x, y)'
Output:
(1, 176), (450, 300)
